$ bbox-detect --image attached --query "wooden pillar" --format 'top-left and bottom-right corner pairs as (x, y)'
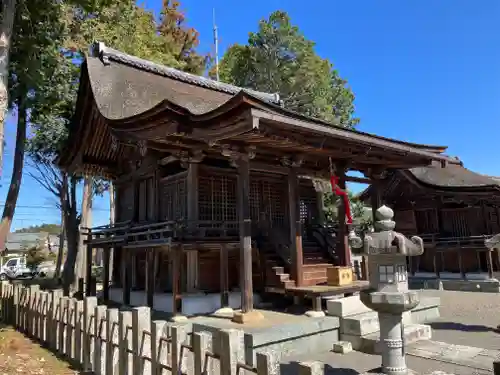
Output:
(85, 243), (93, 296)
(237, 158), (254, 313)
(458, 249), (465, 279)
(487, 250), (494, 279)
(433, 251), (440, 279)
(186, 162), (199, 292)
(220, 244), (229, 308)
(336, 165), (350, 267)
(131, 253), (137, 290)
(103, 247), (111, 302)
(171, 245), (183, 316)
(122, 248), (131, 305)
(146, 250), (155, 308)
(288, 168), (304, 286)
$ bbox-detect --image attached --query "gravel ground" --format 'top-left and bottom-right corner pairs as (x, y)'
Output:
(282, 289), (500, 374)
(420, 289), (500, 350)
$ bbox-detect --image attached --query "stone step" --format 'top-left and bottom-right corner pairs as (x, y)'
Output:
(342, 323), (432, 354)
(341, 310), (412, 336)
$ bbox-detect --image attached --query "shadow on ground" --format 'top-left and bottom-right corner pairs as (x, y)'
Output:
(429, 321), (498, 333)
(281, 361), (376, 375)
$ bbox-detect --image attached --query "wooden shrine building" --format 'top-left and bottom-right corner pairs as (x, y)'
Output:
(360, 159), (500, 279)
(58, 42), (457, 319)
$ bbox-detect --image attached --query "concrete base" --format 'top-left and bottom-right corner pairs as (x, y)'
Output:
(170, 315), (188, 322)
(107, 288), (261, 316)
(232, 310), (265, 324)
(332, 341), (353, 354)
(326, 294), (439, 353)
(410, 277), (500, 293)
(213, 307), (234, 318)
(304, 310), (326, 318)
(343, 323), (432, 354)
(180, 311), (341, 364)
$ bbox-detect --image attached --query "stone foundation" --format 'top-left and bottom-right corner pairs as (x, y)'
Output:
(409, 277), (500, 293)
(176, 314), (341, 364)
(326, 294), (439, 354)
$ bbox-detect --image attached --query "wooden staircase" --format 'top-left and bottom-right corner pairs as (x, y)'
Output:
(262, 238), (335, 289)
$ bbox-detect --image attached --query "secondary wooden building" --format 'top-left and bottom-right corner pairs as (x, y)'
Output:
(58, 42), (457, 317)
(360, 160), (500, 279)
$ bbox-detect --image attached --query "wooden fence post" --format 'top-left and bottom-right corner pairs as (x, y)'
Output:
(132, 306), (151, 375)
(256, 352), (280, 375)
(39, 291), (49, 343)
(151, 320), (167, 375)
(193, 331), (210, 375)
(49, 289), (63, 351)
(219, 329), (244, 375)
(171, 324), (189, 375)
(83, 296), (98, 371)
(28, 285), (40, 337)
(94, 304), (107, 374)
(73, 298), (84, 362)
(118, 310), (133, 375)
(59, 296), (70, 356)
(106, 308), (119, 375)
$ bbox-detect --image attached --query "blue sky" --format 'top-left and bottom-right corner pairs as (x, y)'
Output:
(1, 0), (499, 230)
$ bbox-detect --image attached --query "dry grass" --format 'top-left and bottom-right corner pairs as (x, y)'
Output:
(0, 326), (83, 375)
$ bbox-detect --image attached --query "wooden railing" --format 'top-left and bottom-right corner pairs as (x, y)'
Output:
(83, 220), (240, 247)
(406, 233), (497, 279)
(416, 233), (494, 248)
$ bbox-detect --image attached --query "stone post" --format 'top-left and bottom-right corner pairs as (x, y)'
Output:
(349, 205), (424, 375)
(106, 308), (119, 375)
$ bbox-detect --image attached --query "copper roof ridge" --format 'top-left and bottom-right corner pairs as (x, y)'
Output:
(91, 42), (281, 105)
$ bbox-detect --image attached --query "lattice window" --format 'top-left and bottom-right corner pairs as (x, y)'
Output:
(160, 174), (187, 220)
(261, 179), (286, 228)
(299, 183), (318, 225)
(198, 174), (237, 223)
(489, 207), (500, 234)
(415, 209), (438, 234)
(441, 208), (470, 237)
(249, 180), (261, 222)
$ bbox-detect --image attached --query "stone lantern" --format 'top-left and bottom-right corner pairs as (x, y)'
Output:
(349, 205), (424, 375)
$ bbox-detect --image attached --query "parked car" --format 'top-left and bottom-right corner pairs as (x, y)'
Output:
(0, 256), (34, 280)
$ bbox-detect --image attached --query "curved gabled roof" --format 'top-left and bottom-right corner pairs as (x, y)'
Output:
(59, 42), (461, 176)
(359, 161), (500, 202)
(408, 162), (500, 189)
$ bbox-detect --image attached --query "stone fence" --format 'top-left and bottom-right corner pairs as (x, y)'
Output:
(0, 282), (322, 375)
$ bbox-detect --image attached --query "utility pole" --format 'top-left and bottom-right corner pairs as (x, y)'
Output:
(213, 8), (220, 82)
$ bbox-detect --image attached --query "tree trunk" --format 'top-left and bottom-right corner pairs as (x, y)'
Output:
(54, 173), (68, 281)
(108, 182), (115, 282)
(0, 96), (27, 250)
(109, 182), (115, 225)
(62, 176), (79, 295)
(73, 176), (92, 291)
(0, 0), (16, 179)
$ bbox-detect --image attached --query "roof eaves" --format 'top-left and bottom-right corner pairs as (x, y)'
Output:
(91, 42), (281, 106)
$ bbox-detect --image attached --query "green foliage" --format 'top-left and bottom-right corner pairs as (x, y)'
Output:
(26, 245), (56, 268)
(324, 190), (371, 229)
(15, 224), (62, 234)
(217, 11), (359, 128)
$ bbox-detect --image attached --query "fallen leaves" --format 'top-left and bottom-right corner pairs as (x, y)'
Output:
(0, 328), (80, 375)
